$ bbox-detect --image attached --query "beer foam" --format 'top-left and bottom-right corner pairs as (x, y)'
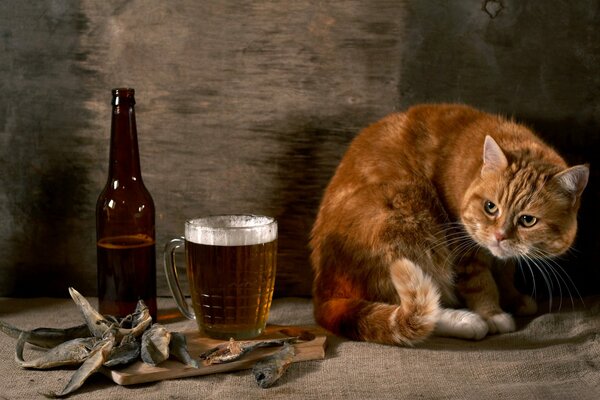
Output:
(185, 215), (277, 246)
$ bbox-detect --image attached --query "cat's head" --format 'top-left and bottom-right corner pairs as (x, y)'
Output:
(461, 136), (589, 259)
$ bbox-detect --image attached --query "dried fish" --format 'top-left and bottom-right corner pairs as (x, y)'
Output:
(169, 332), (199, 368)
(131, 300), (151, 329)
(51, 334), (116, 398)
(141, 323), (171, 366)
(200, 337), (299, 365)
(252, 342), (295, 388)
(200, 338), (243, 364)
(68, 287), (152, 340)
(0, 320), (90, 349)
(15, 333), (97, 369)
(68, 287), (111, 339)
(104, 334), (140, 368)
(103, 303), (146, 330)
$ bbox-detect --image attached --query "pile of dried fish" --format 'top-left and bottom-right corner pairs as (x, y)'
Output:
(1, 288), (315, 395)
(0, 287), (197, 397)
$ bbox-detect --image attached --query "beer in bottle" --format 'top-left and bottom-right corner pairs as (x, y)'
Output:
(96, 88), (157, 320)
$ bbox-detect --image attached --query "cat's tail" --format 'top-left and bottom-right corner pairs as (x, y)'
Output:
(314, 258), (441, 345)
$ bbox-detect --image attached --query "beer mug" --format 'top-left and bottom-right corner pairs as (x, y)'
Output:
(164, 215), (277, 340)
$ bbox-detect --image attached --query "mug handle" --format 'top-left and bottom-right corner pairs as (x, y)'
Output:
(164, 238), (195, 320)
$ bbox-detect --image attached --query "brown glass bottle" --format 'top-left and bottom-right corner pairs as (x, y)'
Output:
(96, 88), (157, 320)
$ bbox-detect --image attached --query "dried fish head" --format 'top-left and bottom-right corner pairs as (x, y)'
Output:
(252, 342), (295, 388)
(132, 300), (150, 327)
(200, 338), (245, 365)
(68, 287), (151, 341)
(68, 287), (113, 339)
(141, 324), (171, 366)
(128, 300), (152, 336)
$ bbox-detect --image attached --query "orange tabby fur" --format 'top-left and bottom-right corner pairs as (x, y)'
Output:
(310, 104), (588, 345)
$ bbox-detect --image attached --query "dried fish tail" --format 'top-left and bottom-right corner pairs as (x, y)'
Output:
(169, 332), (199, 368)
(52, 335), (116, 397)
(0, 319), (90, 349)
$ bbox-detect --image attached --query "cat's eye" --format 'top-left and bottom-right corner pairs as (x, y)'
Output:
(484, 200), (499, 216)
(519, 215), (537, 227)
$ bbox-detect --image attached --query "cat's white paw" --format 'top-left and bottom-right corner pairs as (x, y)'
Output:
(435, 309), (489, 340)
(485, 312), (515, 334)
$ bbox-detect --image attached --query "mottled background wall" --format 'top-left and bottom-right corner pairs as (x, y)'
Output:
(0, 0), (598, 299)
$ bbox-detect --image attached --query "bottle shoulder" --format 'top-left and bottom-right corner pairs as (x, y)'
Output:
(98, 178), (153, 197)
(97, 181), (154, 211)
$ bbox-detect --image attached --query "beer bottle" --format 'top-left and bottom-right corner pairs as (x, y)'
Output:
(96, 88), (157, 320)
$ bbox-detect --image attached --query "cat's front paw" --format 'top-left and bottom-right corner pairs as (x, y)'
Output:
(485, 312), (515, 334)
(435, 309), (489, 340)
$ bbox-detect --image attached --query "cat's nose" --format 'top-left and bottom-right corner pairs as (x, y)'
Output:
(494, 230), (507, 242)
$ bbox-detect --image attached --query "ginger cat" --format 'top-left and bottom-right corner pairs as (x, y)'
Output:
(310, 104), (589, 345)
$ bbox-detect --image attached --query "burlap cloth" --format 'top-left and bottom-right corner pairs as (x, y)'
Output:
(0, 296), (598, 399)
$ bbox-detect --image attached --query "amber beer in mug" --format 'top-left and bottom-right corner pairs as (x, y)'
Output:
(164, 215), (277, 339)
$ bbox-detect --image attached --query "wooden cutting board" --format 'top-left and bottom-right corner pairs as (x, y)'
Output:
(101, 324), (328, 385)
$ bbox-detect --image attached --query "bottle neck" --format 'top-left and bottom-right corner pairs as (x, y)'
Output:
(108, 90), (142, 181)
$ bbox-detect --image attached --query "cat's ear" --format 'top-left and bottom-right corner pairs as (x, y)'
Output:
(481, 135), (508, 177)
(552, 164), (589, 198)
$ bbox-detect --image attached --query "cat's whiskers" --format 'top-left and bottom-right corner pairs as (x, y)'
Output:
(532, 255), (560, 311)
(428, 224), (470, 246)
(415, 227), (475, 272)
(534, 255), (568, 311)
(414, 223), (465, 256)
(450, 241), (480, 272)
(430, 221), (482, 272)
(432, 221), (582, 313)
(528, 247), (583, 309)
(517, 247), (583, 312)
(441, 235), (479, 271)
(564, 246), (582, 256)
(517, 255), (540, 306)
(520, 251), (560, 311)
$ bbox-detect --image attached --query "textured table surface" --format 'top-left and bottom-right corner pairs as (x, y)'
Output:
(0, 295), (598, 400)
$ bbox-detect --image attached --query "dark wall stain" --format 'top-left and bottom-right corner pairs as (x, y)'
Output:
(0, 1), (97, 296)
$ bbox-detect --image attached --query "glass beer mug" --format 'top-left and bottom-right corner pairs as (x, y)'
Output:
(164, 214), (277, 340)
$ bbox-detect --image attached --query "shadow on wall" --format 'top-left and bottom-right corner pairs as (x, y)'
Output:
(0, 2), (97, 296)
(253, 110), (374, 297)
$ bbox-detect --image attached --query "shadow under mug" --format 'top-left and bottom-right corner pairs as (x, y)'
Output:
(164, 214), (277, 340)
